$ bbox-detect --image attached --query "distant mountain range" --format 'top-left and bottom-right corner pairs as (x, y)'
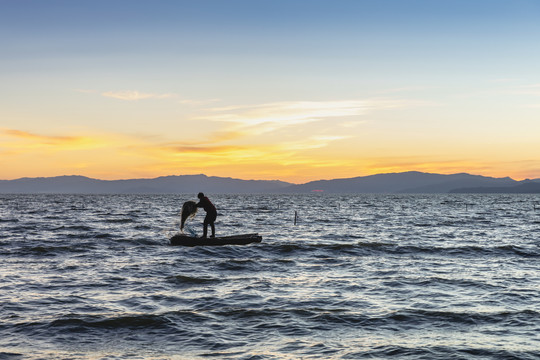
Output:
(0, 175), (290, 194)
(1, 172), (540, 194)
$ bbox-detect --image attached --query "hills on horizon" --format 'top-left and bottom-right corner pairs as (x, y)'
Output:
(1, 171), (540, 194)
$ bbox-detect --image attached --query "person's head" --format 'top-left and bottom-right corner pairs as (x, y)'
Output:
(198, 192), (204, 199)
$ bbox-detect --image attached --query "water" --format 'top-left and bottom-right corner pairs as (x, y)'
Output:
(1, 194), (540, 359)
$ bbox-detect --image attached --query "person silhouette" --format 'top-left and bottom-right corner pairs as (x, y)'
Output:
(196, 192), (217, 238)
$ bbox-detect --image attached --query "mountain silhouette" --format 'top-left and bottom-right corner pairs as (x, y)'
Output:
(1, 172), (539, 194)
(279, 171), (519, 193)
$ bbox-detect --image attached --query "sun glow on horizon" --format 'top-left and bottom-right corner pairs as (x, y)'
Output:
(1, 90), (540, 183)
(1, 124), (538, 183)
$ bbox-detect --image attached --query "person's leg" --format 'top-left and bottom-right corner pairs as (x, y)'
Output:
(202, 218), (208, 238)
(209, 212), (217, 238)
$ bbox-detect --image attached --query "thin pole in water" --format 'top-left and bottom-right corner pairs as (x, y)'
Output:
(294, 211), (297, 225)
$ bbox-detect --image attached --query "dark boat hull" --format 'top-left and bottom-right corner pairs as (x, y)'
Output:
(170, 233), (262, 246)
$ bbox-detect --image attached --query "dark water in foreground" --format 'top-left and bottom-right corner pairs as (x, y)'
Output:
(1, 194), (540, 359)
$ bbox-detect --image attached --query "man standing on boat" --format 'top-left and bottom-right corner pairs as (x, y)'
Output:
(196, 192), (217, 238)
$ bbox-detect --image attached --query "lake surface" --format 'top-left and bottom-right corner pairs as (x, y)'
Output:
(1, 194), (540, 359)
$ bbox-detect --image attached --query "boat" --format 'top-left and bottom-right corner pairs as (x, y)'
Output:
(170, 233), (262, 246)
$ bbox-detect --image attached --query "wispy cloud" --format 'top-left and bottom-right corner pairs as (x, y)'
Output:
(2, 129), (88, 145)
(165, 144), (248, 155)
(206, 100), (369, 127)
(200, 99), (430, 138)
(81, 89), (219, 104)
(101, 90), (175, 101)
(0, 129), (112, 156)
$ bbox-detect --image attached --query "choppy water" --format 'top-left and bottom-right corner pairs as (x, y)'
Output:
(1, 194), (540, 359)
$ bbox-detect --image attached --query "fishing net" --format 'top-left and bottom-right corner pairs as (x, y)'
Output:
(180, 200), (198, 231)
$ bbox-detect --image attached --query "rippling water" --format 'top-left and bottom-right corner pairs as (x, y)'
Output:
(1, 193), (540, 359)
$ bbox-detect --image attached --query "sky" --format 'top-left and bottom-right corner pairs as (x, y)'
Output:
(1, 0), (540, 183)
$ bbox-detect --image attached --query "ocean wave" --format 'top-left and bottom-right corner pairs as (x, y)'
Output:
(104, 218), (135, 224)
(0, 352), (23, 360)
(52, 225), (94, 232)
(166, 274), (224, 287)
(9, 310), (215, 335)
(347, 345), (540, 359)
(0, 218), (19, 223)
(216, 259), (258, 271)
(268, 241), (540, 258)
(49, 314), (174, 330)
(21, 245), (91, 256)
(115, 237), (161, 246)
(191, 306), (540, 335)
